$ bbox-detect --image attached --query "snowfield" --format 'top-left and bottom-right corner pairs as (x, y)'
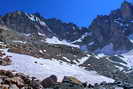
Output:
(0, 49), (114, 84)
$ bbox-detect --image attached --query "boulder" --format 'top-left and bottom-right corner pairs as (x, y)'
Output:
(0, 84), (9, 89)
(41, 75), (57, 88)
(5, 77), (24, 88)
(62, 76), (82, 85)
(15, 73), (30, 84)
(0, 56), (12, 66)
(30, 77), (43, 89)
(0, 70), (14, 77)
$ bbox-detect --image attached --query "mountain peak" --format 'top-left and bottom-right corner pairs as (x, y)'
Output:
(120, 1), (133, 19)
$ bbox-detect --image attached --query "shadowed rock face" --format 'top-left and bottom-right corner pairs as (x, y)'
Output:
(110, 22), (133, 50)
(44, 18), (88, 41)
(0, 11), (89, 42)
(89, 16), (133, 51)
(121, 1), (133, 20)
(85, 1), (133, 52)
(1, 11), (54, 38)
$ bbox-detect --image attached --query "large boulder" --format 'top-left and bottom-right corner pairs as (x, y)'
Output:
(41, 75), (57, 88)
(0, 70), (14, 77)
(0, 56), (12, 66)
(0, 50), (12, 66)
(62, 76), (82, 85)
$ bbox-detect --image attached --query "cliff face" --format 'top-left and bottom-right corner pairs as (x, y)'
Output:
(0, 11), (88, 42)
(77, 1), (133, 54)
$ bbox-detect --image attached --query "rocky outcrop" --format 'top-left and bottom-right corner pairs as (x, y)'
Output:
(7, 41), (86, 63)
(0, 50), (12, 66)
(0, 56), (12, 66)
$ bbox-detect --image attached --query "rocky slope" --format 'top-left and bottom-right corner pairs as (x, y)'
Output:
(0, 27), (131, 87)
(0, 70), (126, 89)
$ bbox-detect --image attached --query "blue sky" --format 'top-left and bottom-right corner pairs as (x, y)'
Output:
(0, 0), (132, 27)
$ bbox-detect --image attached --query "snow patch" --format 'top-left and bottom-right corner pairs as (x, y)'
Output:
(25, 13), (47, 26)
(62, 57), (71, 62)
(115, 87), (123, 89)
(24, 33), (31, 36)
(72, 32), (92, 43)
(38, 32), (45, 36)
(76, 54), (91, 65)
(97, 53), (107, 58)
(72, 26), (76, 30)
(128, 34), (133, 43)
(114, 18), (124, 26)
(12, 40), (27, 44)
(114, 20), (123, 26)
(46, 36), (79, 48)
(88, 42), (94, 46)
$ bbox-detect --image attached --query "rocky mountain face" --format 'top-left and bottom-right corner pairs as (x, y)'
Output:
(1, 11), (54, 37)
(76, 1), (133, 54)
(0, 11), (89, 42)
(0, 1), (133, 54)
(1, 1), (133, 89)
(44, 18), (89, 41)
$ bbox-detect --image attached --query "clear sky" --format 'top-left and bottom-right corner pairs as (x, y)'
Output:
(0, 0), (132, 27)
